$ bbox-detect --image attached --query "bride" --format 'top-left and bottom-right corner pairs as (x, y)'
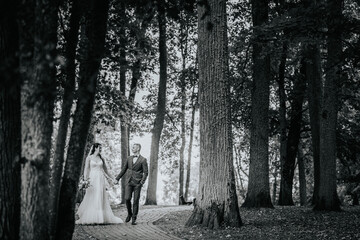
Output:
(76, 143), (123, 224)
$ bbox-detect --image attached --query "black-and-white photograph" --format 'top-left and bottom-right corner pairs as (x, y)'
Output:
(1, 0), (360, 239)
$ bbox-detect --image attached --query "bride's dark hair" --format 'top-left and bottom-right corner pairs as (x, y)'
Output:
(90, 143), (102, 155)
(90, 143), (107, 167)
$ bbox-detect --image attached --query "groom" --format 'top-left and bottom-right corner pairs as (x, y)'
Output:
(116, 143), (148, 225)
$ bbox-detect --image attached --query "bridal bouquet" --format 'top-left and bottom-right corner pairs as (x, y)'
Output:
(78, 178), (91, 190)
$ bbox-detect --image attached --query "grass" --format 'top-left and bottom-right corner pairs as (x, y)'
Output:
(154, 205), (360, 240)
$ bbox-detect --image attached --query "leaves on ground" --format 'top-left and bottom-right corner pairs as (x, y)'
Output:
(154, 205), (360, 240)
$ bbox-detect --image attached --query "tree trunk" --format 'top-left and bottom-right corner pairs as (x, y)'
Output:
(49, 1), (81, 238)
(303, 44), (322, 205)
(242, 0), (273, 208)
(278, 58), (306, 206)
(314, 0), (342, 211)
(185, 0), (242, 228)
(184, 86), (197, 201)
(178, 12), (188, 204)
(55, 0), (109, 238)
(298, 143), (307, 206)
(277, 42), (288, 205)
(0, 2), (21, 238)
(234, 146), (247, 200)
(75, 116), (96, 204)
(118, 2), (128, 204)
(145, 0), (167, 205)
(19, 0), (58, 238)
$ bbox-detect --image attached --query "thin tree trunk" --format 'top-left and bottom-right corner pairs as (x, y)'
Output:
(184, 86), (197, 201)
(234, 146), (246, 200)
(271, 152), (279, 204)
(0, 1), (21, 238)
(145, 0), (167, 205)
(75, 115), (96, 204)
(277, 42), (288, 204)
(49, 1), (81, 238)
(19, 0), (58, 238)
(242, 0), (273, 208)
(185, 0), (242, 228)
(314, 0), (342, 211)
(118, 1), (128, 204)
(298, 143), (307, 206)
(178, 12), (188, 204)
(278, 58), (306, 206)
(55, 0), (109, 238)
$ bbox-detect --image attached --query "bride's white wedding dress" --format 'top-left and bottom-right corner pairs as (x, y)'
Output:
(76, 155), (123, 224)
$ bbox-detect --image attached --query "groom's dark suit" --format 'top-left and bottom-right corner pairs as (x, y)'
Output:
(116, 155), (148, 222)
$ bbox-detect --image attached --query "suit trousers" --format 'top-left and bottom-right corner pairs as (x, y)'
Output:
(125, 178), (142, 217)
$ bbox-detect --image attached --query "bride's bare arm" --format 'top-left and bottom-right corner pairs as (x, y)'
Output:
(102, 159), (114, 179)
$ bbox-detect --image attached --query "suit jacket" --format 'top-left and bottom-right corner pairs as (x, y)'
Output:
(116, 155), (148, 185)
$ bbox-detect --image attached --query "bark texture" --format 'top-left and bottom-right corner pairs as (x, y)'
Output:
(242, 0), (273, 208)
(185, 0), (242, 228)
(0, 1), (21, 238)
(19, 0), (58, 239)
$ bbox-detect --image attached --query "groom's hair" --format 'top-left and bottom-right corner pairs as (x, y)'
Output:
(133, 143), (141, 150)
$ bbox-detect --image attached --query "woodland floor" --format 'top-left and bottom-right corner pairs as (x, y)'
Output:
(154, 205), (360, 240)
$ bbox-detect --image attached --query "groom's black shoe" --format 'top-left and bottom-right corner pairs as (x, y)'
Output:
(131, 216), (137, 225)
(125, 214), (132, 223)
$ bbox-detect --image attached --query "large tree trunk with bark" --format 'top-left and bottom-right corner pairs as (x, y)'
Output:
(49, 1), (81, 238)
(242, 0), (273, 208)
(303, 43), (322, 205)
(185, 0), (242, 229)
(314, 0), (342, 211)
(19, 0), (58, 239)
(0, 2), (21, 239)
(145, 0), (167, 205)
(278, 58), (306, 206)
(55, 0), (109, 238)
